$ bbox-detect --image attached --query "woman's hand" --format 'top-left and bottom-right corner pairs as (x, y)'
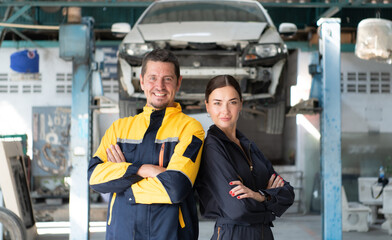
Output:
(267, 174), (284, 189)
(229, 174), (284, 202)
(229, 180), (265, 202)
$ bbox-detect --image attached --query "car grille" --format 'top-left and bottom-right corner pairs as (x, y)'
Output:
(173, 50), (238, 67)
(178, 78), (210, 94)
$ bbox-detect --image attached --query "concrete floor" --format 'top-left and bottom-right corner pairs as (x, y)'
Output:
(36, 214), (391, 240)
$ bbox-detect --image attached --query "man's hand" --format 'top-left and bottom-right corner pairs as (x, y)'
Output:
(106, 144), (166, 178)
(106, 144), (126, 163)
(137, 164), (166, 178)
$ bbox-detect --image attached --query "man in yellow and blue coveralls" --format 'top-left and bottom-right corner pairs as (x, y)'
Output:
(88, 49), (205, 240)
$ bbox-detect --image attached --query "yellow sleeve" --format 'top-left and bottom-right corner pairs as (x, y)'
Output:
(131, 121), (204, 204)
(88, 118), (142, 193)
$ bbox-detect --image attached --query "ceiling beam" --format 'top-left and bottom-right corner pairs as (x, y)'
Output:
(14, 6), (35, 23)
(319, 6), (342, 18)
(1, 1), (392, 8)
(261, 2), (392, 8)
(0, 5), (31, 36)
(352, 0), (367, 5)
(0, 1), (152, 7)
(2, 5), (31, 23)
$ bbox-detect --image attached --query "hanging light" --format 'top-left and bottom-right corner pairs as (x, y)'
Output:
(355, 18), (392, 64)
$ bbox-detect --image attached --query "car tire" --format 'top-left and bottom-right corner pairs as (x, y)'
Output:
(266, 101), (285, 135)
(0, 207), (26, 240)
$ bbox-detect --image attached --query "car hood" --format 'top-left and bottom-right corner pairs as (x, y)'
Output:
(137, 22), (267, 42)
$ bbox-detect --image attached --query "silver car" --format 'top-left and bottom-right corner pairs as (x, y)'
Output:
(114, 0), (296, 134)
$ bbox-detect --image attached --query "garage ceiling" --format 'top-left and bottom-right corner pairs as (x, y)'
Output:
(0, 0), (392, 44)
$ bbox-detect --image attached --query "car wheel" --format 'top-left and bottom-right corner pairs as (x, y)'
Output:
(0, 207), (26, 240)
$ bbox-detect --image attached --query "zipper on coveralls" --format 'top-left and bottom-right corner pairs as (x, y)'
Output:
(247, 143), (253, 171)
(235, 141), (253, 172)
(238, 142), (253, 171)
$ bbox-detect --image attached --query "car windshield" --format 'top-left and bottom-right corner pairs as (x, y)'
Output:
(140, 1), (267, 24)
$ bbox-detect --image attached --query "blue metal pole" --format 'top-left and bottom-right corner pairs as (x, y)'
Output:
(69, 61), (90, 240)
(317, 18), (342, 240)
(59, 17), (94, 240)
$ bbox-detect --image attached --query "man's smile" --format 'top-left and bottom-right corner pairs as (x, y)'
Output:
(154, 92), (166, 97)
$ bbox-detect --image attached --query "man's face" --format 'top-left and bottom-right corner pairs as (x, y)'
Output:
(140, 61), (182, 110)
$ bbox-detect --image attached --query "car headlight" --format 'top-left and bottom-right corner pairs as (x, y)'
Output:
(121, 43), (154, 56)
(244, 44), (285, 60)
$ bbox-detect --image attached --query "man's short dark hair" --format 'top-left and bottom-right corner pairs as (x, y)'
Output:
(141, 49), (180, 80)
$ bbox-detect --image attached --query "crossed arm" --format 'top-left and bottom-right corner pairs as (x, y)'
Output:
(88, 116), (204, 204)
(100, 121), (204, 204)
(106, 143), (283, 203)
(197, 143), (294, 222)
(229, 173), (284, 202)
(106, 144), (165, 178)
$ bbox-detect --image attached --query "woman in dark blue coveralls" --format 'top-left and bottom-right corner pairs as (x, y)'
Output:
(196, 75), (295, 240)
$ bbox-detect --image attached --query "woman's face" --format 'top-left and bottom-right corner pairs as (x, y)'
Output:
(205, 86), (242, 132)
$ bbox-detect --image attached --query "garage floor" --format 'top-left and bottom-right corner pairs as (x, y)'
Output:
(36, 214), (390, 240)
